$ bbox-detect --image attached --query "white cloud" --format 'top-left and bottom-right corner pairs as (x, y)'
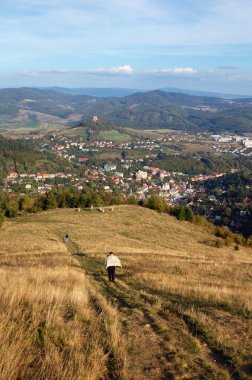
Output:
(40, 68), (70, 74)
(22, 66), (135, 77)
(93, 65), (134, 75)
(148, 67), (198, 75)
(217, 65), (239, 71)
(23, 68), (70, 76)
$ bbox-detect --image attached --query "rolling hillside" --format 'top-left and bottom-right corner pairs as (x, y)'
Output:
(46, 86), (251, 99)
(0, 88), (252, 133)
(0, 206), (251, 379)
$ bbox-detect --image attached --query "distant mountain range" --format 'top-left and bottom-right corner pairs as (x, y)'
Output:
(44, 87), (140, 98)
(0, 87), (252, 134)
(44, 86), (251, 99)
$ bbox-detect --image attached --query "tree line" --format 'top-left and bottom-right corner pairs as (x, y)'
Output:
(0, 186), (126, 220)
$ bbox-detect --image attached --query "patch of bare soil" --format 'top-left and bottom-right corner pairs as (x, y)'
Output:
(125, 313), (166, 380)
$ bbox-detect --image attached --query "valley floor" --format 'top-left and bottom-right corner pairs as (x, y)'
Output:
(0, 206), (251, 379)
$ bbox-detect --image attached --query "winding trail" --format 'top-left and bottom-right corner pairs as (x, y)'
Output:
(68, 241), (248, 380)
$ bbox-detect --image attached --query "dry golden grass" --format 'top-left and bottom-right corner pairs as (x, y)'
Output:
(0, 206), (251, 379)
(181, 142), (213, 153)
(0, 267), (107, 380)
(0, 215), (127, 380)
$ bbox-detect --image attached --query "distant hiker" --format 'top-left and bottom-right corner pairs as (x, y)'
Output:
(105, 252), (122, 282)
(63, 233), (69, 243)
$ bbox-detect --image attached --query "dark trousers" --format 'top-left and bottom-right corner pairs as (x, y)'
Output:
(107, 266), (116, 281)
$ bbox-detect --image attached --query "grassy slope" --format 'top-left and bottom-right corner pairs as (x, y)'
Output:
(0, 122), (64, 138)
(0, 206), (251, 379)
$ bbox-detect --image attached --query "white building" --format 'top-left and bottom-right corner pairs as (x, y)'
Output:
(115, 172), (124, 178)
(135, 170), (148, 181)
(162, 183), (170, 191)
(244, 140), (252, 148)
(104, 164), (117, 172)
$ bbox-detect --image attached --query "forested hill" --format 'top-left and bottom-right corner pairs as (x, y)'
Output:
(0, 87), (252, 133)
(102, 91), (252, 132)
(0, 136), (70, 180)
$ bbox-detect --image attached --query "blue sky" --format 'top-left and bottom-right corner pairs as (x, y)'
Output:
(1, 0), (252, 94)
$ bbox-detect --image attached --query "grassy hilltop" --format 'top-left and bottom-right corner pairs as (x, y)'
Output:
(0, 206), (251, 379)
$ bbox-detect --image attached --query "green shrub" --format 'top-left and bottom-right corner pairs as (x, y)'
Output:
(146, 195), (170, 213)
(184, 206), (193, 221)
(128, 196), (138, 205)
(173, 205), (193, 221)
(233, 233), (245, 245)
(5, 205), (18, 218)
(19, 196), (35, 213)
(246, 236), (252, 247)
(177, 206), (186, 220)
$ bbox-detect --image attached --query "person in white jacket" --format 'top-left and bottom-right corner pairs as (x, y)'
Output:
(105, 252), (122, 282)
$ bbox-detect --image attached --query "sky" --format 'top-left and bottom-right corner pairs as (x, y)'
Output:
(1, 0), (252, 94)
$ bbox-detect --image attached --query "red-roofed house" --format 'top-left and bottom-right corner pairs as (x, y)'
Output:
(8, 172), (18, 178)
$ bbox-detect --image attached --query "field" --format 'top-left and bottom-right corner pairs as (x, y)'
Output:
(181, 143), (213, 154)
(123, 128), (163, 140)
(0, 122), (64, 138)
(97, 130), (132, 143)
(144, 129), (181, 134)
(94, 151), (122, 160)
(62, 127), (89, 139)
(0, 206), (251, 379)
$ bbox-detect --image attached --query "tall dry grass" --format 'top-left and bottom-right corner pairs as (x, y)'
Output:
(34, 206), (250, 377)
(42, 206), (251, 315)
(0, 268), (107, 380)
(1, 206), (251, 379)
(18, 206), (251, 317)
(0, 216), (127, 380)
(132, 258), (252, 314)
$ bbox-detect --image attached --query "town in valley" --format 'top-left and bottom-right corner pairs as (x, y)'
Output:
(2, 117), (251, 236)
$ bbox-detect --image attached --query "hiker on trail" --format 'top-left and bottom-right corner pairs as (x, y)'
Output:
(63, 233), (69, 243)
(105, 252), (122, 282)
